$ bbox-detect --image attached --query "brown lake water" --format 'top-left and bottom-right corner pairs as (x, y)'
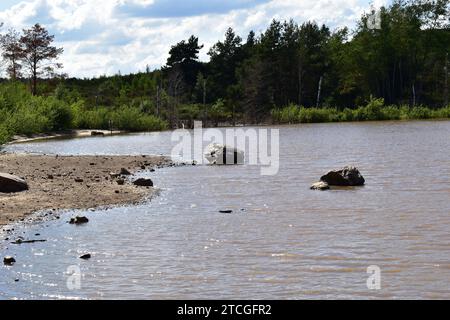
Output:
(1, 121), (450, 299)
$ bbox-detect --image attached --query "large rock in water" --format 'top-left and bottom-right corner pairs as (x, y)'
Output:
(133, 178), (154, 187)
(204, 143), (244, 165)
(320, 166), (365, 186)
(0, 173), (29, 193)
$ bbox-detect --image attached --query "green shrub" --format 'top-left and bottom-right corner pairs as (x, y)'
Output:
(431, 106), (450, 119)
(340, 108), (355, 122)
(5, 106), (51, 136)
(75, 107), (111, 130)
(72, 105), (168, 132)
(271, 100), (450, 124)
(299, 107), (334, 123)
(0, 123), (11, 145)
(34, 96), (73, 130)
(381, 105), (402, 120)
(408, 106), (432, 119)
(112, 106), (166, 131)
(0, 81), (168, 146)
(362, 97), (385, 120)
(179, 104), (202, 120)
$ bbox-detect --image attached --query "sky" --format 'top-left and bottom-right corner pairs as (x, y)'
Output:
(0, 0), (389, 78)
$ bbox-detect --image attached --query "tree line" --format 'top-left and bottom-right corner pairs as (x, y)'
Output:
(0, 0), (449, 133)
(159, 0), (449, 124)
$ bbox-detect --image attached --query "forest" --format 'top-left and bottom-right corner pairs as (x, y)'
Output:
(0, 0), (449, 144)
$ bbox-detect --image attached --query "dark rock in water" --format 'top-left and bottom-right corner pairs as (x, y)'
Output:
(310, 181), (330, 191)
(79, 254), (91, 260)
(11, 239), (46, 244)
(69, 216), (89, 225)
(133, 178), (154, 187)
(219, 210), (233, 214)
(91, 131), (104, 136)
(120, 168), (131, 175)
(320, 166), (365, 186)
(0, 173), (29, 193)
(3, 256), (16, 266)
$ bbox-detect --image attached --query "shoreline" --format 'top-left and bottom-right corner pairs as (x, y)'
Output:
(7, 129), (126, 145)
(0, 153), (171, 228)
(3, 118), (450, 148)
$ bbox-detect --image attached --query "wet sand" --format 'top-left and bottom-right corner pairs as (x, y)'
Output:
(0, 153), (169, 227)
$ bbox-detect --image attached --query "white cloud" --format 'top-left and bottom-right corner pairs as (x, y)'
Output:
(0, 0), (387, 78)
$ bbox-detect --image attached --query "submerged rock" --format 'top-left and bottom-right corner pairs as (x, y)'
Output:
(69, 216), (89, 225)
(3, 256), (16, 266)
(310, 181), (330, 191)
(0, 173), (29, 193)
(11, 239), (46, 244)
(320, 166), (365, 186)
(133, 178), (154, 187)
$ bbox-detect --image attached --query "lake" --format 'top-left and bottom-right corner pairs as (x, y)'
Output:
(1, 121), (450, 299)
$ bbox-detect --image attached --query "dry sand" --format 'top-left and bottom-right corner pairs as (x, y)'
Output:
(0, 153), (170, 227)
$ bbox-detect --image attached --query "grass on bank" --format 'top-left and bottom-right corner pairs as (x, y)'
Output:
(0, 82), (168, 145)
(2, 82), (450, 146)
(271, 98), (450, 124)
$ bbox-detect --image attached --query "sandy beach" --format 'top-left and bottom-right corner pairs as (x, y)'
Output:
(0, 153), (169, 227)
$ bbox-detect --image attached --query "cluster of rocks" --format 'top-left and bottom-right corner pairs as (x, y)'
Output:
(311, 166), (365, 190)
(109, 167), (154, 188)
(1, 154), (171, 273)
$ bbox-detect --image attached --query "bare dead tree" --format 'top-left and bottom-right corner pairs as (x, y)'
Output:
(445, 52), (449, 107)
(316, 75), (323, 108)
(167, 65), (185, 128)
